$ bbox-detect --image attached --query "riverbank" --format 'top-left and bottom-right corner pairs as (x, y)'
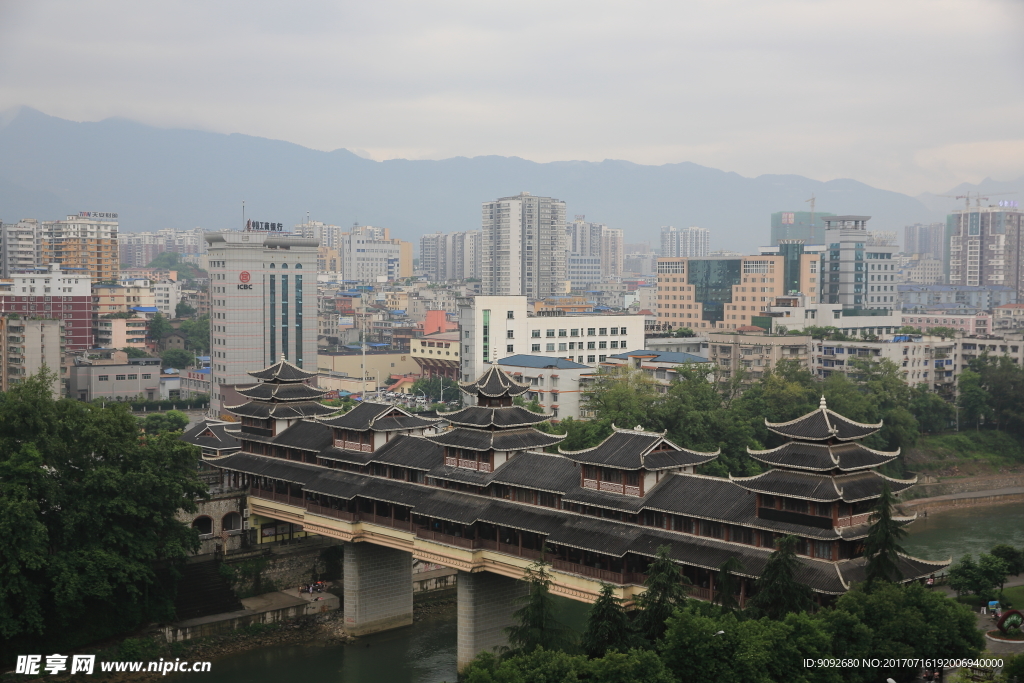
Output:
(900, 486), (1024, 514)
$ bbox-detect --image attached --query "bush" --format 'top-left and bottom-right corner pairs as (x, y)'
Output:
(116, 637), (161, 662)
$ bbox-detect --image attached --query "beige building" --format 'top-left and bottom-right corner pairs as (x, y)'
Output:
(411, 330), (461, 380)
(41, 213), (119, 283)
(707, 331), (812, 383)
(94, 316), (149, 350)
(994, 304), (1024, 330)
(1, 317), (64, 397)
(317, 351), (420, 384)
(657, 254), (818, 331)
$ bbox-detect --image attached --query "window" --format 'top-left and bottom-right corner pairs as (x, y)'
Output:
(531, 330), (540, 338)
(610, 327), (619, 334)
(127, 374), (138, 380)
(506, 330), (514, 339)
(587, 355), (596, 363)
(506, 344), (514, 352)
(98, 375), (109, 382)
(142, 373), (152, 380)
(546, 329), (555, 337)
(814, 541), (833, 559)
(598, 341), (607, 349)
(546, 343), (555, 351)
(507, 310), (514, 319)
(598, 327), (607, 335)
(532, 344), (541, 352)
(115, 375), (126, 381)
(558, 343), (567, 351)
(587, 341), (596, 349)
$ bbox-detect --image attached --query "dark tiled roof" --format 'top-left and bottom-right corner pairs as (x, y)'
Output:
(203, 451), (320, 484)
(248, 356), (318, 382)
(235, 382), (329, 402)
(558, 427), (718, 470)
(369, 415), (439, 431)
(317, 447), (377, 466)
(747, 441), (899, 472)
(839, 553), (951, 586)
(497, 354), (590, 369)
(834, 471), (917, 502)
(370, 435), (444, 470)
(317, 402), (395, 430)
(268, 420), (334, 452)
(765, 399), (881, 441)
(426, 428), (565, 451)
(460, 365), (531, 398)
(490, 452), (580, 494)
(440, 405), (549, 428)
(225, 401), (337, 419)
(731, 469), (916, 503)
(181, 421), (241, 452)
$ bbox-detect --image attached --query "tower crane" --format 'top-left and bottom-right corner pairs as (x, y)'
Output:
(936, 191), (1015, 210)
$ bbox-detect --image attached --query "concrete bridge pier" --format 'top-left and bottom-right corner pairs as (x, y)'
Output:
(457, 571), (529, 671)
(343, 543), (413, 635)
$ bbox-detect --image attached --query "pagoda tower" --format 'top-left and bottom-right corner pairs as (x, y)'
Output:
(731, 396), (916, 531)
(225, 354), (336, 437)
(430, 365), (566, 473)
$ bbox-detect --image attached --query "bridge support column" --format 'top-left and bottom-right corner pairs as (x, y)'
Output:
(343, 543), (413, 636)
(457, 571), (528, 671)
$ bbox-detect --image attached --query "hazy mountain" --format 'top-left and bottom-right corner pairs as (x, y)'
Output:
(916, 175), (1024, 216)
(0, 107), (941, 251)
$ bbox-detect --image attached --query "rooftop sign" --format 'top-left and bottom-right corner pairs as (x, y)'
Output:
(246, 220), (283, 231)
(78, 212), (118, 219)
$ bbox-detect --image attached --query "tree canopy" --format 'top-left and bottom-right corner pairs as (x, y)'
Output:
(409, 375), (459, 402)
(863, 481), (907, 587)
(161, 348), (194, 370)
(503, 560), (576, 657)
(0, 372), (207, 664)
(746, 535), (813, 620)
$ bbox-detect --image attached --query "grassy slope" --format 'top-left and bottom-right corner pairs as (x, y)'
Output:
(905, 430), (1024, 476)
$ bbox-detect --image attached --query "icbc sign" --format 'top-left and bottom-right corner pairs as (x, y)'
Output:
(239, 271), (251, 283)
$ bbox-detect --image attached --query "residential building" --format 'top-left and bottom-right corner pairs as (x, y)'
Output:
(567, 218), (623, 278)
(411, 330), (461, 381)
(812, 336), (957, 390)
(67, 355), (164, 401)
(567, 255), (603, 290)
(902, 312), (990, 336)
(660, 226), (710, 258)
(821, 216), (899, 309)
(94, 316), (149, 350)
(206, 231), (319, 413)
(655, 252), (817, 331)
(317, 350), (420, 387)
(1, 317), (64, 397)
(764, 294), (903, 337)
(419, 230), (484, 282)
(898, 257), (943, 285)
(41, 213), (119, 282)
(295, 221), (343, 249)
(154, 279), (182, 317)
(0, 263), (92, 350)
(456, 295), (645, 382)
(118, 228), (205, 268)
(948, 204), (1024, 295)
(707, 331), (813, 383)
(0, 219), (43, 277)
(903, 223), (945, 263)
(481, 193), (567, 299)
(897, 284), (1016, 313)
(644, 336), (708, 355)
(623, 252), (656, 276)
(496, 355), (593, 419)
(770, 210), (836, 245)
(118, 278), (157, 308)
(180, 367), (212, 398)
(420, 232), (445, 281)
(340, 225), (413, 283)
(600, 349), (712, 394)
(994, 304), (1024, 330)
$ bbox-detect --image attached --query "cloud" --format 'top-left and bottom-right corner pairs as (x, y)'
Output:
(0, 0), (1021, 194)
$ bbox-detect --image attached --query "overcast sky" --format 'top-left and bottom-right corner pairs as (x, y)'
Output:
(1, 0), (1021, 196)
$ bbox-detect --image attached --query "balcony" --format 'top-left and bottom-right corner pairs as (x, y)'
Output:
(248, 487), (305, 508)
(835, 512), (872, 528)
(334, 439), (372, 452)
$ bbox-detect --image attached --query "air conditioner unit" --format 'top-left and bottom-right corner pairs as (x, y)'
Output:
(242, 521), (250, 531)
(242, 508), (250, 518)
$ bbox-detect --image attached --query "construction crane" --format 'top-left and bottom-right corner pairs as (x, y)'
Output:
(805, 194), (816, 226)
(936, 191), (1015, 210)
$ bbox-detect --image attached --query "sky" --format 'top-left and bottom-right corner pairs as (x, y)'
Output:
(0, 0), (1022, 196)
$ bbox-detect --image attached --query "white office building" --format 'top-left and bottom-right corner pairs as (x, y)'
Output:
(661, 226), (710, 258)
(822, 216), (899, 309)
(481, 193), (567, 299)
(457, 295), (645, 382)
(206, 231), (319, 413)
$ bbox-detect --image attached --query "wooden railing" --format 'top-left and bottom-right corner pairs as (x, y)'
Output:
(249, 488), (305, 508)
(415, 528), (479, 549)
(835, 513), (871, 528)
(304, 502), (359, 522)
(335, 439), (372, 452)
(582, 479), (641, 497)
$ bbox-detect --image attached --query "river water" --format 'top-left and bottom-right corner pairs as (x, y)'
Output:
(176, 502), (1024, 683)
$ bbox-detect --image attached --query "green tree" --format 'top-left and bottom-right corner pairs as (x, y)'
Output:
(121, 346), (151, 359)
(580, 583), (639, 658)
(747, 535), (813, 620)
(463, 647), (672, 683)
(672, 327), (695, 338)
(409, 375), (459, 403)
(926, 326), (959, 339)
(179, 315), (210, 354)
(947, 554), (983, 597)
(863, 481), (907, 587)
(908, 385), (954, 433)
(147, 312), (173, 341)
(634, 546), (690, 644)
(978, 553), (1010, 595)
(145, 252), (207, 281)
(141, 410), (190, 434)
(957, 369), (990, 431)
(513, 395), (545, 414)
(583, 367), (658, 430)
(175, 301), (197, 318)
(713, 556), (745, 612)
(0, 371), (206, 663)
(161, 348), (194, 370)
(990, 544), (1024, 577)
(503, 560), (575, 657)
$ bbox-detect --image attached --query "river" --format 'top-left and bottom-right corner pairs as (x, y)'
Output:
(176, 502), (1023, 683)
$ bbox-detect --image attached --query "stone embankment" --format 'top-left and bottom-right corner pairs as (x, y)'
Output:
(899, 472), (1024, 514)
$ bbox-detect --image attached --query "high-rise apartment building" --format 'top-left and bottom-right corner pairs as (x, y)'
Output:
(0, 219), (44, 277)
(41, 213), (119, 282)
(0, 264), (92, 350)
(660, 226), (710, 258)
(206, 232), (319, 414)
(0, 317), (64, 397)
(948, 205), (1024, 298)
(481, 193), (567, 299)
(821, 216), (899, 309)
(339, 225), (413, 282)
(903, 223), (945, 262)
(566, 218), (623, 278)
(655, 253), (816, 330)
(770, 211), (836, 245)
(295, 221), (343, 250)
(419, 232), (445, 281)
(118, 228), (205, 268)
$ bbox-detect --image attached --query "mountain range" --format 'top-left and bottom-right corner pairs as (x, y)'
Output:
(1, 107), (1019, 252)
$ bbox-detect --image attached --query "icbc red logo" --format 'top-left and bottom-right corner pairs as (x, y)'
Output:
(239, 271), (251, 283)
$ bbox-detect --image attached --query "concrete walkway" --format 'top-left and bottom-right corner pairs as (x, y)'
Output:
(904, 486), (1024, 507)
(936, 575), (1024, 655)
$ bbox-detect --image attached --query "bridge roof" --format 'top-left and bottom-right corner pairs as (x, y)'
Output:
(426, 427), (565, 452)
(460, 365), (531, 398)
(765, 397), (881, 441)
(235, 382), (329, 402)
(225, 400), (337, 419)
(729, 469), (916, 503)
(318, 401), (438, 431)
(558, 426), (718, 470)
(747, 440), (898, 472)
(439, 405), (549, 428)
(240, 420), (334, 453)
(248, 355), (318, 383)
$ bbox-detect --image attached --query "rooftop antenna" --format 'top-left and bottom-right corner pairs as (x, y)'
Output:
(242, 200), (246, 231)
